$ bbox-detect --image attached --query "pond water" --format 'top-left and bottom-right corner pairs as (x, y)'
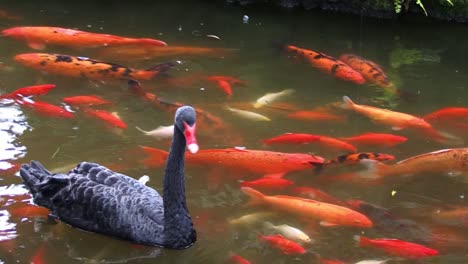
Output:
(0, 0), (467, 263)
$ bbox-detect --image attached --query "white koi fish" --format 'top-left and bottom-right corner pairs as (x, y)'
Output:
(253, 89), (294, 108)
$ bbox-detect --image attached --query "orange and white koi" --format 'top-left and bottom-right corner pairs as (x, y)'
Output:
(342, 96), (431, 130)
(242, 187), (373, 228)
(263, 222), (312, 244)
(15, 53), (174, 81)
(2, 26), (166, 50)
(285, 45), (365, 84)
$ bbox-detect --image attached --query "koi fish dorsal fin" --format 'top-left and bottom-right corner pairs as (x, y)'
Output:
(341, 96), (355, 110)
(241, 187), (265, 206)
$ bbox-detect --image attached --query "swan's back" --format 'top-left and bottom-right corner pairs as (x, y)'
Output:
(20, 161), (166, 246)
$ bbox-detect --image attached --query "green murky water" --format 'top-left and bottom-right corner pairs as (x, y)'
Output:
(0, 0), (466, 263)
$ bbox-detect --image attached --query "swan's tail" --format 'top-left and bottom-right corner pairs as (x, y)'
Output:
(19, 160), (69, 208)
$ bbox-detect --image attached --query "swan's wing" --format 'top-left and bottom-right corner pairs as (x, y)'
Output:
(22, 161), (165, 244)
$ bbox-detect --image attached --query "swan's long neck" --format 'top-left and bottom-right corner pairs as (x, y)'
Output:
(162, 125), (195, 248)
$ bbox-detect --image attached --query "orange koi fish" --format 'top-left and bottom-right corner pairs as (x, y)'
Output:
(98, 45), (234, 60)
(262, 133), (320, 145)
(340, 133), (407, 148)
(241, 187), (373, 228)
(0, 84), (55, 99)
(2, 26), (166, 50)
(62, 95), (111, 106)
(141, 147), (324, 175)
(326, 152), (394, 166)
(285, 45), (365, 84)
(291, 186), (345, 205)
(432, 207), (468, 227)
(83, 108), (127, 129)
(354, 235), (438, 259)
(342, 96), (431, 130)
(30, 243), (46, 264)
(15, 53), (174, 81)
(240, 173), (293, 191)
(362, 148), (468, 178)
(339, 54), (397, 94)
(316, 135), (357, 153)
(0, 10), (22, 20)
(287, 110), (344, 122)
(258, 234), (306, 255)
(16, 99), (74, 119)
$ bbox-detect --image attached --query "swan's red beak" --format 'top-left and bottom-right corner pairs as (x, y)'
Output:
(183, 121), (198, 154)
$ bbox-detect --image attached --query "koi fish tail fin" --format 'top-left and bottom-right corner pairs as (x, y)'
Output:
(359, 159), (388, 179)
(341, 96), (355, 110)
(139, 62), (178, 80)
(128, 80), (147, 97)
(132, 38), (167, 47)
(139, 146), (169, 167)
(241, 187), (265, 206)
(353, 235), (371, 247)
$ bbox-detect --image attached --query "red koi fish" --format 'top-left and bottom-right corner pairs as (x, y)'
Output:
(8, 203), (50, 218)
(30, 243), (46, 264)
(0, 84), (55, 99)
(141, 147), (324, 175)
(291, 186), (345, 205)
(228, 252), (252, 264)
(240, 173), (293, 191)
(16, 99), (74, 119)
(326, 152), (395, 166)
(422, 107), (468, 122)
(2, 26), (166, 50)
(83, 108), (127, 129)
(206, 75), (246, 97)
(340, 133), (407, 148)
(15, 53), (174, 81)
(339, 54), (398, 94)
(242, 187), (373, 228)
(287, 110), (344, 122)
(285, 45), (365, 84)
(355, 235), (439, 259)
(262, 133), (320, 145)
(258, 234), (306, 255)
(62, 95), (111, 106)
(317, 135), (357, 153)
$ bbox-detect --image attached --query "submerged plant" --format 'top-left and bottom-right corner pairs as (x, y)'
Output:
(394, 0), (454, 16)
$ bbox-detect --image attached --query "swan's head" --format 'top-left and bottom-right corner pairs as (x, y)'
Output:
(175, 106), (198, 154)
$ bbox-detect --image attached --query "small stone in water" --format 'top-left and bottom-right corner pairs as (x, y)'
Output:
(243, 15), (249, 24)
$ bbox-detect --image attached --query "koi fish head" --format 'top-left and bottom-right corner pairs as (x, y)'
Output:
(1, 27), (22, 38)
(14, 53), (44, 67)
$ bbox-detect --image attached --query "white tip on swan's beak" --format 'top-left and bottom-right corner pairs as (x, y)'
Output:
(187, 143), (199, 154)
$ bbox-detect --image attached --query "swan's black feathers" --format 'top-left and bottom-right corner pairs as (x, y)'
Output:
(21, 161), (166, 246)
(19, 105), (197, 249)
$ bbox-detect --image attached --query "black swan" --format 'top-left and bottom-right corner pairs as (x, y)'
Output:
(19, 106), (198, 249)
